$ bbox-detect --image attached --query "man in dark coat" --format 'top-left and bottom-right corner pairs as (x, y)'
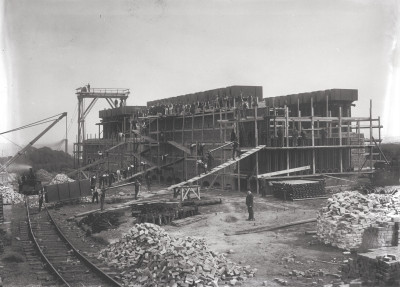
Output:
(246, 191), (255, 221)
(134, 179), (141, 200)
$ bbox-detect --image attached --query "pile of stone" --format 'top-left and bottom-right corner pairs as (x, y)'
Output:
(49, 174), (74, 185)
(98, 223), (257, 286)
(36, 169), (53, 183)
(317, 191), (400, 250)
(0, 185), (24, 204)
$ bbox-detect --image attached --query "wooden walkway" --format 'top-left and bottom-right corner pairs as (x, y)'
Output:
(166, 145), (265, 191)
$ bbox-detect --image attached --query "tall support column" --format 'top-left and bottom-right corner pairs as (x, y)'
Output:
(339, 106), (343, 173)
(65, 114), (68, 154)
(378, 116), (381, 161)
(255, 104), (259, 194)
(311, 98), (315, 174)
(285, 106), (290, 175)
(237, 111), (241, 192)
(157, 117), (160, 184)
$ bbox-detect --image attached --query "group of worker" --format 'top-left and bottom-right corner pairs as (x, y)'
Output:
(274, 126), (329, 147)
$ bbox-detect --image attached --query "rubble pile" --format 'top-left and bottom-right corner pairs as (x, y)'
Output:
(36, 169), (53, 183)
(0, 185), (24, 204)
(317, 191), (400, 250)
(49, 174), (74, 185)
(98, 223), (257, 286)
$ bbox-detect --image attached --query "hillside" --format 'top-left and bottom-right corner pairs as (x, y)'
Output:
(0, 147), (74, 173)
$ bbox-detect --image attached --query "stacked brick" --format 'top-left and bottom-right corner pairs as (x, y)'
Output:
(272, 180), (326, 200)
(98, 223), (257, 286)
(316, 191), (400, 250)
(342, 247), (400, 285)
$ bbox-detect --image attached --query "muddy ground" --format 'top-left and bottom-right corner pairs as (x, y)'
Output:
(0, 185), (351, 286)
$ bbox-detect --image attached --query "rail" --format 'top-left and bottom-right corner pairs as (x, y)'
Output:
(25, 198), (69, 286)
(26, 198), (122, 287)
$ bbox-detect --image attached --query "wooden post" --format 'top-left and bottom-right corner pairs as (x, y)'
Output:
(191, 114), (194, 143)
(285, 106), (290, 175)
(255, 104), (259, 194)
(237, 110), (241, 192)
(378, 116), (381, 161)
(182, 114), (185, 181)
(339, 106), (343, 173)
(357, 120), (360, 171)
(369, 99), (373, 171)
(311, 98), (315, 174)
(157, 117), (160, 184)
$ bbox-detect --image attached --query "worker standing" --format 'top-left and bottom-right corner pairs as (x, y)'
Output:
(92, 187), (99, 204)
(246, 191), (255, 221)
(292, 127), (299, 147)
(277, 126), (284, 147)
(232, 140), (239, 160)
(38, 191), (44, 212)
(134, 179), (141, 200)
(100, 187), (106, 211)
(207, 151), (213, 172)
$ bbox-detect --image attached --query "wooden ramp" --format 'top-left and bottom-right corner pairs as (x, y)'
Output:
(166, 145), (266, 191)
(132, 130), (158, 144)
(167, 141), (191, 154)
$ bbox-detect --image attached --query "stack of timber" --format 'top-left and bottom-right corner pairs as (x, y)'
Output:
(0, 185), (24, 204)
(342, 246), (400, 285)
(98, 223), (257, 287)
(317, 191), (400, 250)
(271, 179), (326, 200)
(131, 201), (198, 226)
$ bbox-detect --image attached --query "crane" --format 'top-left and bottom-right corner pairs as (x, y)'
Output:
(0, 112), (67, 173)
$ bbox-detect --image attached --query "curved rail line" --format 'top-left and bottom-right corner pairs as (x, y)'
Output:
(26, 198), (122, 287)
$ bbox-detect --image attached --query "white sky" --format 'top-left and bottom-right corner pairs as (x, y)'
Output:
(1, 0), (399, 155)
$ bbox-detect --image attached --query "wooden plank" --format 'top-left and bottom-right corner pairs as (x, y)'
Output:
(257, 165), (311, 179)
(167, 141), (191, 154)
(166, 145), (266, 191)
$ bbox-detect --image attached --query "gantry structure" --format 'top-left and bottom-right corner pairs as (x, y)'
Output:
(74, 86), (130, 167)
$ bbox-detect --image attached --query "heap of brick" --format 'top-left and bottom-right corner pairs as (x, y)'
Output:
(98, 223), (257, 286)
(342, 247), (400, 285)
(316, 191), (400, 250)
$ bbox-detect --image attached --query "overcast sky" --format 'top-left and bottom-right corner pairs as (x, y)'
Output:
(1, 0), (399, 156)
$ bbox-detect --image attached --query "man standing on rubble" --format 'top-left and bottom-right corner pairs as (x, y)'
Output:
(246, 191), (255, 221)
(38, 190), (44, 212)
(92, 187), (99, 204)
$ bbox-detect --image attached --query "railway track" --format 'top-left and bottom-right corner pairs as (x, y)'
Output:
(26, 199), (122, 287)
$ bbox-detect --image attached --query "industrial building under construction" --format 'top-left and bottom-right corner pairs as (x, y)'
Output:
(73, 85), (382, 195)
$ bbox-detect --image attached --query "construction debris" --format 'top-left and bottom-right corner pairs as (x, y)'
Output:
(98, 223), (257, 286)
(49, 174), (75, 185)
(317, 191), (400, 250)
(0, 185), (24, 204)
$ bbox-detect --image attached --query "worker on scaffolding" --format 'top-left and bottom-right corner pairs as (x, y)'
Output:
(145, 171), (151, 192)
(277, 126), (284, 147)
(206, 151), (214, 172)
(197, 143), (205, 157)
(232, 140), (239, 160)
(292, 127), (299, 147)
(320, 127), (327, 146)
(134, 179), (141, 200)
(197, 158), (207, 175)
(300, 130), (308, 146)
